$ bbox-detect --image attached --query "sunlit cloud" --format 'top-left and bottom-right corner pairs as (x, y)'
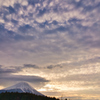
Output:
(0, 86), (5, 90)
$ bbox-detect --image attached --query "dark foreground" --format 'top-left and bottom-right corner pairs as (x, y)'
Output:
(0, 92), (59, 100)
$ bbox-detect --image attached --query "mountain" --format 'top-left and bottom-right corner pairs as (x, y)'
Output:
(0, 82), (44, 96)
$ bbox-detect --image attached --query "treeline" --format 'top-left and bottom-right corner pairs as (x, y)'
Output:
(0, 92), (60, 100)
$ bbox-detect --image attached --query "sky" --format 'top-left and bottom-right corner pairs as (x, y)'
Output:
(0, 0), (100, 99)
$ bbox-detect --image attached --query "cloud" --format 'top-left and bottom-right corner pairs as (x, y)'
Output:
(55, 72), (100, 90)
(23, 63), (63, 70)
(0, 65), (21, 74)
(0, 64), (49, 88)
(0, 74), (48, 83)
(0, 0), (99, 44)
(62, 73), (100, 82)
(24, 64), (40, 69)
(47, 64), (63, 69)
(0, 74), (49, 89)
(0, 0), (100, 99)
(4, 6), (16, 14)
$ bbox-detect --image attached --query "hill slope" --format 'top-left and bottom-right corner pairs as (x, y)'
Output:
(0, 92), (59, 100)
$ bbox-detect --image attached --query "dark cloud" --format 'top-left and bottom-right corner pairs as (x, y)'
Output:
(0, 64), (49, 88)
(0, 66), (21, 74)
(0, 74), (49, 89)
(0, 74), (49, 83)
(47, 64), (62, 69)
(23, 64), (63, 69)
(24, 64), (40, 69)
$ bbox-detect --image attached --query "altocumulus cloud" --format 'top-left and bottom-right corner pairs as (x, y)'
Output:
(0, 0), (100, 54)
(0, 0), (100, 99)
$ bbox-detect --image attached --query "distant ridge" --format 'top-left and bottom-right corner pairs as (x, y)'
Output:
(0, 82), (44, 96)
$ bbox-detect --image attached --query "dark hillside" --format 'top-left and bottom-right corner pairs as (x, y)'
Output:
(0, 92), (59, 100)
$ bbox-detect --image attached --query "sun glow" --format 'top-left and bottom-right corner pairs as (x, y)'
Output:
(0, 86), (5, 89)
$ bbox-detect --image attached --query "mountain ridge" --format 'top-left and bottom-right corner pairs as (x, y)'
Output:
(0, 82), (44, 96)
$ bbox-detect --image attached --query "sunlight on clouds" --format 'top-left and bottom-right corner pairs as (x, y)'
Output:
(38, 88), (47, 92)
(13, 62), (100, 82)
(38, 81), (93, 93)
(0, 86), (5, 89)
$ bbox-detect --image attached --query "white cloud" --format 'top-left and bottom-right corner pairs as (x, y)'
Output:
(0, 19), (4, 23)
(21, 0), (28, 6)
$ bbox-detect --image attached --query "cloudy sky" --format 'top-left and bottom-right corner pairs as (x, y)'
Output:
(0, 0), (100, 99)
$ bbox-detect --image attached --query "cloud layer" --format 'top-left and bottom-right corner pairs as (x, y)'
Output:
(0, 0), (100, 99)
